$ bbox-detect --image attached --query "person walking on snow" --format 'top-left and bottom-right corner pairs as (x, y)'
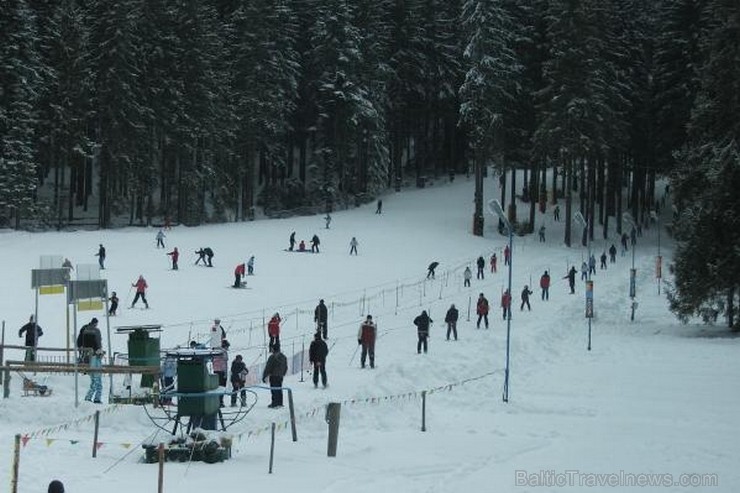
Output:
(554, 204), (561, 221)
(358, 315), (377, 368)
(520, 285), (533, 311)
(413, 310), (433, 354)
(580, 261), (588, 281)
(233, 263), (245, 288)
(230, 355), (248, 407)
(18, 315), (43, 361)
(620, 233), (629, 256)
(77, 317), (103, 403)
(131, 275), (149, 308)
(95, 244), (106, 269)
(504, 245), (511, 266)
(538, 225), (546, 242)
(156, 230), (166, 248)
(247, 255), (255, 275)
(476, 255), (485, 279)
(501, 289), (512, 320)
(540, 271), (551, 300)
(167, 247), (179, 270)
(262, 344), (288, 408)
(445, 304), (459, 341)
(314, 300), (328, 339)
(309, 332), (329, 388)
(427, 261), (439, 279)
(564, 266), (577, 294)
(349, 236), (358, 255)
(376, 199), (383, 214)
(490, 253), (497, 273)
(463, 266), (472, 287)
(588, 254), (597, 276)
(476, 293), (490, 329)
(311, 234), (321, 253)
(600, 251), (608, 270)
(325, 213), (332, 229)
(268, 313), (281, 352)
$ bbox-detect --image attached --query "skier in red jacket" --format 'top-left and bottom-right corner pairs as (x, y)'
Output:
(167, 247), (179, 270)
(268, 313), (281, 351)
(131, 275), (149, 309)
(234, 263), (246, 288)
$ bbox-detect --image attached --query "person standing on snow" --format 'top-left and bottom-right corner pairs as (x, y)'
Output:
(289, 231), (296, 251)
(476, 256), (485, 279)
(504, 244), (511, 266)
(325, 213), (332, 229)
(580, 261), (588, 281)
(349, 236), (358, 255)
(167, 247), (179, 270)
(445, 304), (459, 341)
(501, 289), (512, 320)
(233, 263), (246, 288)
(262, 344), (288, 408)
(268, 313), (281, 352)
(476, 293), (489, 329)
(564, 266), (577, 294)
(95, 244), (106, 269)
(540, 271), (551, 300)
(538, 225), (546, 242)
(376, 199), (383, 214)
(413, 310), (433, 354)
(230, 354), (248, 407)
(156, 230), (166, 248)
(309, 332), (329, 388)
(314, 300), (328, 339)
(311, 234), (321, 253)
(131, 275), (149, 308)
(195, 248), (207, 266)
(609, 244), (618, 263)
(247, 255), (255, 275)
(108, 292), (119, 315)
(18, 315), (43, 361)
(490, 253), (497, 273)
(588, 254), (597, 276)
(358, 315), (377, 369)
(77, 317), (103, 403)
(520, 285), (533, 311)
(600, 251), (608, 270)
(463, 266), (472, 287)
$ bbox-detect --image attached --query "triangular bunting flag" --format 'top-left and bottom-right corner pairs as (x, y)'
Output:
(21, 435), (30, 447)
(95, 442), (103, 450)
(45, 439), (55, 447)
(121, 443), (132, 449)
(70, 440), (79, 445)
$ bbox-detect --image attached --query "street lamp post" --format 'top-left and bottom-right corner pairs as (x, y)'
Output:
(574, 212), (593, 350)
(623, 212), (637, 321)
(487, 199), (513, 402)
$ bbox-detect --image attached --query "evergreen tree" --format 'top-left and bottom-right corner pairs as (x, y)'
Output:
(668, 0), (740, 329)
(0, 0), (42, 226)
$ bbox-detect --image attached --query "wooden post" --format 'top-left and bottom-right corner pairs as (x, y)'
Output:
(157, 443), (165, 493)
(287, 389), (297, 442)
(268, 422), (276, 474)
(92, 410), (101, 457)
(11, 434), (20, 493)
(421, 390), (427, 432)
(3, 369), (10, 399)
(326, 402), (341, 457)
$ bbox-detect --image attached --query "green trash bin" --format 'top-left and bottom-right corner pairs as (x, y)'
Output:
(127, 329), (160, 388)
(177, 357), (220, 418)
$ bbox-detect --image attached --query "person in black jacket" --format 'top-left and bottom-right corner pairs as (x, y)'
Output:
(427, 261), (439, 279)
(229, 355), (248, 407)
(18, 315), (43, 361)
(520, 285), (533, 311)
(77, 318), (104, 403)
(413, 310), (433, 354)
(444, 304), (459, 341)
(262, 344), (288, 408)
(311, 234), (321, 253)
(314, 299), (329, 339)
(564, 266), (577, 294)
(309, 332), (329, 388)
(476, 256), (485, 279)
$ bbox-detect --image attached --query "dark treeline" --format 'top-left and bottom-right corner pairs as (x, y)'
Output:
(0, 0), (738, 324)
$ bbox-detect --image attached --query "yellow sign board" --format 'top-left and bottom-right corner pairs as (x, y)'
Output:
(39, 285), (65, 295)
(78, 299), (104, 311)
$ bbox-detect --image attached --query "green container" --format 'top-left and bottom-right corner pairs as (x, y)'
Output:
(177, 358), (220, 417)
(127, 329), (160, 388)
